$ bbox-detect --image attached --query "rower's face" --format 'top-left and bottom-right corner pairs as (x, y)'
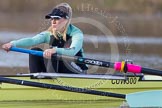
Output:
(51, 18), (68, 31)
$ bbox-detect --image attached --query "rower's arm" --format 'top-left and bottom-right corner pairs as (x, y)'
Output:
(10, 31), (50, 48)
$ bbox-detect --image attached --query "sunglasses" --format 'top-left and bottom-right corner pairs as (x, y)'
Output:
(50, 17), (61, 20)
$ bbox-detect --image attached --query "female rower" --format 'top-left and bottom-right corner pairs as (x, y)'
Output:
(2, 3), (88, 74)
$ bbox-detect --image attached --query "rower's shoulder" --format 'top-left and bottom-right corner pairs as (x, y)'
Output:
(67, 24), (83, 36)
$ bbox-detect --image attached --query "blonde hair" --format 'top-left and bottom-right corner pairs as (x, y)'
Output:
(48, 3), (72, 41)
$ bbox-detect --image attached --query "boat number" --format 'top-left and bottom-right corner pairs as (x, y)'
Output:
(111, 77), (137, 84)
(84, 60), (102, 66)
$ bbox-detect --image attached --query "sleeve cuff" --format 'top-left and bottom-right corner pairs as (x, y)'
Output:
(55, 47), (63, 54)
(10, 41), (16, 47)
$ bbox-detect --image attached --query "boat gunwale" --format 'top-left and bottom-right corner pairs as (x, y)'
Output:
(0, 73), (145, 80)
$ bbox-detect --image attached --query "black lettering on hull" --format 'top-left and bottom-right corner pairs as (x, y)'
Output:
(111, 77), (137, 85)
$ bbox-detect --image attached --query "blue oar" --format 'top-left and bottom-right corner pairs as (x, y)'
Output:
(0, 76), (161, 107)
(8, 47), (162, 107)
(10, 47), (43, 56)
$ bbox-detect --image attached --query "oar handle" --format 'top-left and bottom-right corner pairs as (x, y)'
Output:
(10, 47), (43, 57)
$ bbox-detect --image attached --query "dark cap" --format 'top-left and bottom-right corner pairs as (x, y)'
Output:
(45, 6), (70, 19)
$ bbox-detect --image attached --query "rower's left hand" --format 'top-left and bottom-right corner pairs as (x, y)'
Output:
(43, 48), (56, 59)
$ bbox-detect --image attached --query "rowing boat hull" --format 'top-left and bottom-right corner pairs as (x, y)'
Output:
(0, 75), (162, 101)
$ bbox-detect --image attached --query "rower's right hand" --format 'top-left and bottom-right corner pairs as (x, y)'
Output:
(2, 43), (13, 52)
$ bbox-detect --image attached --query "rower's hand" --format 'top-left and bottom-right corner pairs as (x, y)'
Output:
(43, 48), (56, 59)
(2, 43), (13, 52)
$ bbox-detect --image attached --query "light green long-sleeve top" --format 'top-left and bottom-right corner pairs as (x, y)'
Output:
(11, 24), (84, 56)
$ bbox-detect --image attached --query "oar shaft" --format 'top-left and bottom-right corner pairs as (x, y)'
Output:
(0, 77), (125, 99)
(53, 54), (115, 68)
(10, 47), (162, 76)
(141, 67), (162, 76)
(10, 47), (115, 68)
